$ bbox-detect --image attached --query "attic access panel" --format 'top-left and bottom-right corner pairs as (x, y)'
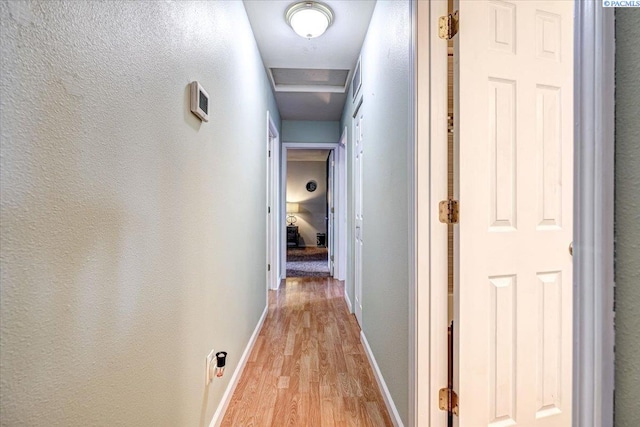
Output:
(270, 68), (350, 92)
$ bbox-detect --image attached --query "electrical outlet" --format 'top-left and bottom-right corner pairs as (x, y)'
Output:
(205, 349), (215, 386)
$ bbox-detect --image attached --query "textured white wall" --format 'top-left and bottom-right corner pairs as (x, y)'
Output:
(0, 1), (278, 425)
(341, 1), (412, 423)
(615, 8), (640, 427)
(286, 161), (328, 247)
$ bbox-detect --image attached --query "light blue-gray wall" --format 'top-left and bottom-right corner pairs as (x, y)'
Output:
(341, 1), (412, 423)
(282, 120), (340, 142)
(0, 1), (278, 425)
(614, 8), (640, 427)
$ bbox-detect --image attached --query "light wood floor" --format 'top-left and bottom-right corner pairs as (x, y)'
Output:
(221, 277), (394, 426)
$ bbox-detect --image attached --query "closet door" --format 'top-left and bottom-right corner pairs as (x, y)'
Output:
(454, 1), (574, 425)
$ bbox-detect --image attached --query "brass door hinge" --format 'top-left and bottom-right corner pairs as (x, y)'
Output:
(440, 321), (458, 418)
(438, 11), (459, 40)
(439, 388), (459, 416)
(439, 199), (459, 224)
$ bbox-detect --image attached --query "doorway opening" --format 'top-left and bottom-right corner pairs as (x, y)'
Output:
(280, 142), (344, 281)
(285, 148), (331, 277)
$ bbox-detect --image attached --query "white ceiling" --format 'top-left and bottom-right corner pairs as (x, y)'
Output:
(243, 0), (376, 121)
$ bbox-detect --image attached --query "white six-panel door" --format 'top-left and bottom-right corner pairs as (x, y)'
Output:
(453, 1), (573, 426)
(354, 111), (364, 326)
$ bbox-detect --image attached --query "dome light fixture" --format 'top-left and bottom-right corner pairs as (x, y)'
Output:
(285, 1), (334, 39)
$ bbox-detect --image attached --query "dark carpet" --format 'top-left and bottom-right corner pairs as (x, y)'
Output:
(286, 247), (330, 277)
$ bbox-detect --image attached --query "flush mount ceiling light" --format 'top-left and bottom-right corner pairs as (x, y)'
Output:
(285, 1), (334, 39)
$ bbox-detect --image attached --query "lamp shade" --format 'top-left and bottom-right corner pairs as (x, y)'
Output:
(285, 2), (333, 39)
(286, 203), (300, 213)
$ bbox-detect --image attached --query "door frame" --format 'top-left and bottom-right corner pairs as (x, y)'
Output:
(413, 1), (615, 425)
(327, 149), (335, 276)
(335, 128), (348, 282)
(266, 112), (280, 292)
(352, 102), (364, 326)
(280, 142), (341, 281)
(572, 2), (615, 425)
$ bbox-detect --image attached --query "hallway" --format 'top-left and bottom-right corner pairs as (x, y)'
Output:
(0, 1), (628, 425)
(0, 2), (412, 424)
(221, 278), (393, 426)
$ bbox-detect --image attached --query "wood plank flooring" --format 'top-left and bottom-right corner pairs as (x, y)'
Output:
(221, 277), (394, 426)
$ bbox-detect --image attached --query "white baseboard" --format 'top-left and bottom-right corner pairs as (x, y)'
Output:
(344, 286), (353, 313)
(209, 306), (268, 427)
(360, 331), (404, 427)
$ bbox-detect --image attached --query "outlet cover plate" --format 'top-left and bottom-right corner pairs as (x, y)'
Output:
(205, 349), (215, 385)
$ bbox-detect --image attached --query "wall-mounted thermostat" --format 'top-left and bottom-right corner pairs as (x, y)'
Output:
(190, 81), (209, 122)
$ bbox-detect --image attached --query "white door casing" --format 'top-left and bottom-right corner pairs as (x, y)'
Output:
(280, 143), (340, 280)
(454, 1), (574, 426)
(327, 150), (335, 276)
(354, 108), (364, 326)
(266, 112), (280, 291)
(336, 130), (348, 282)
(267, 135), (274, 289)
